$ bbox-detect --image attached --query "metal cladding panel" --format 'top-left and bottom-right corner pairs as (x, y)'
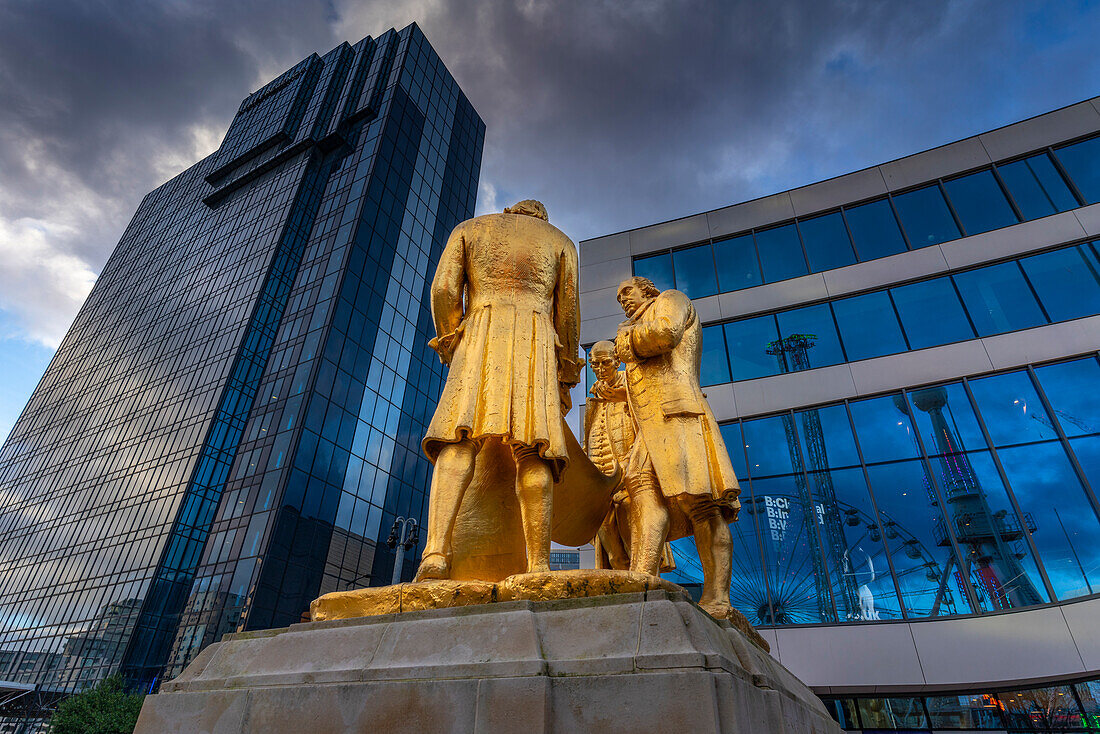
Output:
(207, 54), (323, 181)
(327, 37), (377, 137)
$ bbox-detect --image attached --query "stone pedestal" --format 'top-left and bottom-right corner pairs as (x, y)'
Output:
(134, 591), (841, 733)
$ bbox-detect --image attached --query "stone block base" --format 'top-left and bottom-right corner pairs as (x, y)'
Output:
(135, 591), (840, 734)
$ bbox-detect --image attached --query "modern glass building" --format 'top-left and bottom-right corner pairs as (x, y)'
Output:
(0, 22), (483, 725)
(579, 99), (1100, 733)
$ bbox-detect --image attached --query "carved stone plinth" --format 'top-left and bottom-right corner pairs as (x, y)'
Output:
(134, 590), (840, 734)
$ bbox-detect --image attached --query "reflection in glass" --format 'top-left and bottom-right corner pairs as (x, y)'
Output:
(999, 685), (1084, 730)
(1054, 135), (1100, 204)
(797, 211), (856, 272)
(832, 291), (907, 361)
(1020, 244), (1100, 322)
(795, 405), (860, 470)
(750, 475), (833, 624)
(633, 252), (674, 292)
(967, 370), (1058, 446)
(775, 304), (844, 370)
(848, 395), (921, 463)
(996, 441), (1100, 600)
(1075, 680), (1100, 724)
(719, 422), (749, 480)
(671, 244), (718, 298)
(700, 325), (731, 386)
(823, 699), (859, 728)
(1034, 356), (1100, 438)
(714, 234), (762, 292)
(857, 697), (929, 729)
(864, 460), (977, 617)
(953, 261), (1047, 336)
(926, 693), (1006, 729)
(742, 415), (800, 477)
(892, 184), (960, 248)
(997, 152), (1079, 219)
(890, 276), (975, 349)
(843, 198), (908, 260)
(942, 169), (1019, 235)
(754, 224), (808, 283)
(952, 451), (1048, 609)
(909, 383), (987, 455)
(724, 316), (782, 381)
(809, 468), (902, 621)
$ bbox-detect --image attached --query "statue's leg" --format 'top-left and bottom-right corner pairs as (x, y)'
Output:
(626, 465), (669, 576)
(416, 440), (477, 581)
(597, 508), (630, 570)
(680, 497), (733, 611)
(513, 445), (554, 574)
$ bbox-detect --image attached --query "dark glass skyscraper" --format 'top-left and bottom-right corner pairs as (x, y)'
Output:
(0, 22), (483, 713)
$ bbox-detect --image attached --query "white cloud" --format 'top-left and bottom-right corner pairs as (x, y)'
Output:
(0, 216), (97, 348)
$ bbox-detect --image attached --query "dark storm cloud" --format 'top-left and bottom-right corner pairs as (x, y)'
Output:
(1, 0), (1099, 347)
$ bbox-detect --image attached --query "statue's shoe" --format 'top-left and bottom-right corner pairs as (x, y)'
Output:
(414, 553), (449, 581)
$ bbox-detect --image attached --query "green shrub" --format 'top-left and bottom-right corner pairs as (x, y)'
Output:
(48, 675), (144, 734)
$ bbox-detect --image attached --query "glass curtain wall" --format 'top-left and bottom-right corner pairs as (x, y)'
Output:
(697, 240), (1100, 385)
(661, 354), (1100, 627)
(633, 139), (1097, 297)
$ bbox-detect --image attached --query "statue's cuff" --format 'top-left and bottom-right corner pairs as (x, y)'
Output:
(559, 354), (584, 385)
(429, 329), (461, 365)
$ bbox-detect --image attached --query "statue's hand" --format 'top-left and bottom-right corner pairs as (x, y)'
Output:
(428, 329), (461, 365)
(614, 329), (635, 363)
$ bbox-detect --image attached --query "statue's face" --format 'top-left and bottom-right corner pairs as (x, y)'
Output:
(616, 284), (646, 317)
(589, 351), (619, 381)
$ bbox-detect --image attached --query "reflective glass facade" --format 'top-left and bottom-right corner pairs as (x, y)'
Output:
(659, 354), (1100, 626)
(823, 675), (1100, 731)
(633, 141), (1096, 297)
(0, 21), (483, 708)
(697, 240), (1100, 384)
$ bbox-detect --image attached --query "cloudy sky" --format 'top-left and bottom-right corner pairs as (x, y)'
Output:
(0, 0), (1098, 438)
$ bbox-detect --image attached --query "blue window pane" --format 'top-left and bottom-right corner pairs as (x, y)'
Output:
(967, 370), (1058, 447)
(754, 224), (808, 283)
(1054, 136), (1100, 204)
(795, 404), (860, 469)
(844, 198), (907, 260)
(1019, 244), (1100, 322)
(890, 277), (974, 349)
(926, 693), (1007, 729)
(719, 422), (749, 480)
(953, 262), (1047, 336)
(1033, 357), (1100, 438)
(858, 697), (930, 729)
(832, 291), (907, 361)
(724, 316), (781, 381)
(892, 184), (961, 248)
(751, 474), (834, 624)
(997, 153), (1078, 219)
(742, 414), (799, 477)
(948, 451), (1049, 610)
(848, 395), (921, 463)
(997, 441), (1100, 600)
(907, 383), (987, 455)
(633, 252), (674, 293)
(714, 234), (762, 292)
(809, 467), (903, 622)
(700, 324), (731, 386)
(942, 169), (1019, 235)
(864, 460), (979, 617)
(797, 211), (856, 272)
(671, 244), (718, 298)
(775, 304), (844, 370)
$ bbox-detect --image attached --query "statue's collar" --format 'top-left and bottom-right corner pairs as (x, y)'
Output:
(628, 297), (656, 322)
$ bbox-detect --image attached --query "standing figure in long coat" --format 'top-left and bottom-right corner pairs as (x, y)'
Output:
(614, 276), (741, 617)
(416, 200), (583, 581)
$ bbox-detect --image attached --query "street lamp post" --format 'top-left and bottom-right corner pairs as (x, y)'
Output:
(386, 516), (420, 585)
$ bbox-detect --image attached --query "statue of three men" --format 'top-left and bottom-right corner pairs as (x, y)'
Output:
(414, 199), (741, 620)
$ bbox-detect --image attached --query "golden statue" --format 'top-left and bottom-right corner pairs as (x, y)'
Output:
(414, 199), (613, 583)
(585, 340), (674, 573)
(614, 276), (741, 619)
